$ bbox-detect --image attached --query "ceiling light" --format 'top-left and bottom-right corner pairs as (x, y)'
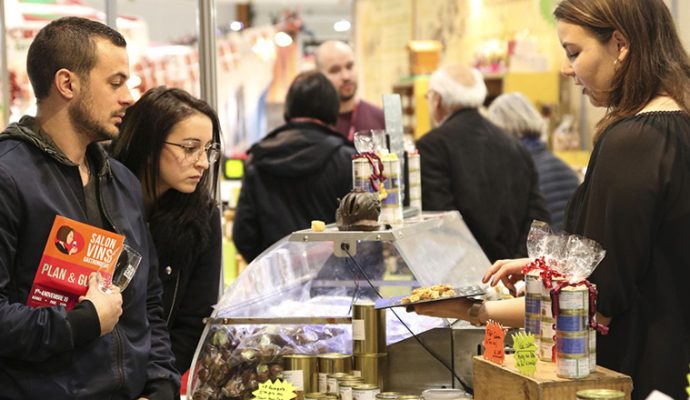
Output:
(274, 31), (293, 47)
(230, 21), (244, 31)
(333, 19), (351, 33)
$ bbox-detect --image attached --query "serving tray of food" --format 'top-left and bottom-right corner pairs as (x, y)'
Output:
(374, 284), (485, 309)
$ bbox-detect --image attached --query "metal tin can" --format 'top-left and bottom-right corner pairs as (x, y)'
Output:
(305, 393), (326, 400)
(323, 394), (339, 400)
(352, 384), (381, 400)
(380, 156), (403, 225)
(283, 354), (319, 398)
(556, 309), (589, 332)
(558, 285), (589, 311)
(326, 372), (350, 394)
(353, 301), (383, 355)
(525, 272), (542, 341)
(318, 353), (353, 392)
(556, 353), (590, 379)
(354, 353), (387, 388)
(589, 328), (597, 372)
(576, 389), (625, 399)
(375, 392), (401, 400)
(539, 315), (556, 361)
(339, 378), (366, 400)
(556, 331), (588, 356)
(353, 158), (376, 193)
(407, 152), (422, 211)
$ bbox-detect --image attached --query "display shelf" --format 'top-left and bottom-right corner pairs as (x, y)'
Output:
(473, 355), (632, 400)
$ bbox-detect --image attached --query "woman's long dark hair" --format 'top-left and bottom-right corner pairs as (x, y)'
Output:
(114, 86), (221, 266)
(555, 0), (690, 139)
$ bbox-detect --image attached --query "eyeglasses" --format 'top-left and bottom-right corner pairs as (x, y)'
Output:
(164, 140), (221, 164)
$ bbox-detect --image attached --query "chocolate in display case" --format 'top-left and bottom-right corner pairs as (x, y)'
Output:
(189, 211), (492, 399)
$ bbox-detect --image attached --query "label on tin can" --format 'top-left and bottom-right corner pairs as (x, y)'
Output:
(353, 159), (375, 193)
(340, 386), (354, 400)
(352, 387), (381, 400)
(318, 373), (328, 393)
(556, 332), (588, 355)
(283, 369), (305, 391)
(589, 328), (596, 372)
(352, 319), (366, 341)
(326, 377), (338, 394)
(539, 338), (554, 362)
(525, 295), (541, 315)
(556, 313), (588, 332)
(558, 287), (588, 310)
(556, 354), (590, 379)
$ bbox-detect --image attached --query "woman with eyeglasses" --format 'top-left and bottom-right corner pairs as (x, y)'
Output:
(113, 86), (222, 376)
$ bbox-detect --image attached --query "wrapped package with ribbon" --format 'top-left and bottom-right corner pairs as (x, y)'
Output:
(520, 221), (607, 369)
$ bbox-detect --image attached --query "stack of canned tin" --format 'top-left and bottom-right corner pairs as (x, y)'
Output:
(554, 284), (591, 379)
(526, 270), (598, 379)
(539, 276), (563, 362)
(352, 301), (387, 390)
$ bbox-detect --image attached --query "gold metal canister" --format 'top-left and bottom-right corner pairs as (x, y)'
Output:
(283, 354), (318, 399)
(339, 378), (366, 400)
(326, 372), (350, 394)
(375, 392), (401, 400)
(318, 353), (353, 392)
(352, 384), (381, 400)
(576, 389), (625, 400)
(354, 353), (388, 389)
(353, 301), (383, 354)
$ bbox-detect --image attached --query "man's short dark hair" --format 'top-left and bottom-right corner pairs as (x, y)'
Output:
(284, 70), (339, 125)
(27, 17), (127, 100)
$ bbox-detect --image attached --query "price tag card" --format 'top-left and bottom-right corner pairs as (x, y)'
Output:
(512, 331), (538, 376)
(252, 379), (297, 400)
(483, 320), (506, 365)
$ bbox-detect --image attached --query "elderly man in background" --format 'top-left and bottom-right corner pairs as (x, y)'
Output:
(315, 40), (385, 141)
(416, 64), (549, 262)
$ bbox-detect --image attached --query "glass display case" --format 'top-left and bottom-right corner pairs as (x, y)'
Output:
(189, 211), (491, 398)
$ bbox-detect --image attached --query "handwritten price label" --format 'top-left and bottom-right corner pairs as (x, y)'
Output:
(483, 320), (506, 365)
(252, 379), (297, 400)
(512, 331), (538, 376)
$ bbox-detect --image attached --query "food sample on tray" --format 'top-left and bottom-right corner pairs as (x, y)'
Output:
(400, 284), (456, 304)
(374, 284), (485, 309)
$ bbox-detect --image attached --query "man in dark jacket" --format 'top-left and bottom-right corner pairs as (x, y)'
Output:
(0, 17), (179, 398)
(417, 65), (549, 262)
(233, 71), (356, 262)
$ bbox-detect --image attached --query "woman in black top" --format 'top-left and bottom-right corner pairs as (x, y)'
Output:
(413, 0), (690, 398)
(113, 87), (222, 374)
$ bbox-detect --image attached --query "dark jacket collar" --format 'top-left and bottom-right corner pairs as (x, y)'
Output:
(2, 115), (113, 178)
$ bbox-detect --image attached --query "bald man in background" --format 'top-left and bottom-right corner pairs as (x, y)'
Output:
(417, 64), (549, 262)
(315, 40), (385, 141)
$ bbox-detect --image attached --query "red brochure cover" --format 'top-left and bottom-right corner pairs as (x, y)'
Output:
(27, 215), (124, 310)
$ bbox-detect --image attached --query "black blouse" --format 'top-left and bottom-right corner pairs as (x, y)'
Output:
(564, 111), (690, 400)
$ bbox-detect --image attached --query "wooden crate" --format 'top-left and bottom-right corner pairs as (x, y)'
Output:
(473, 355), (632, 400)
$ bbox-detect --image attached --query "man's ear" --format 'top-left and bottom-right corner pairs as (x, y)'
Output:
(611, 30), (630, 62)
(54, 68), (79, 100)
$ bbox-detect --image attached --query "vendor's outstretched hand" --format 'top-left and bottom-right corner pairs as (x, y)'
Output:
(482, 258), (531, 296)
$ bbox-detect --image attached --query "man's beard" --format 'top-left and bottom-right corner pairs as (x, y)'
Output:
(68, 92), (117, 142)
(339, 81), (357, 102)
